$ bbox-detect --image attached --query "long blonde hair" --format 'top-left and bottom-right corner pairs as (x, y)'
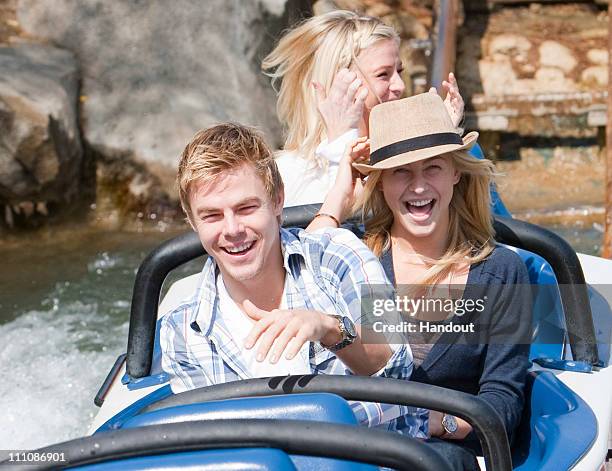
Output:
(360, 151), (496, 285)
(262, 10), (399, 167)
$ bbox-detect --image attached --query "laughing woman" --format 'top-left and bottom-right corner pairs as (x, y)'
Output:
(312, 93), (532, 470)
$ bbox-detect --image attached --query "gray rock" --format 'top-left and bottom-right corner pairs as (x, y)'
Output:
(0, 43), (82, 219)
(16, 0), (301, 201)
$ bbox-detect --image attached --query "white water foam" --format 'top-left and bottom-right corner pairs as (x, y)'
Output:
(0, 301), (128, 449)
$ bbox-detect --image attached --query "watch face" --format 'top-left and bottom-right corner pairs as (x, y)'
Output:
(442, 414), (458, 434)
(342, 316), (357, 339)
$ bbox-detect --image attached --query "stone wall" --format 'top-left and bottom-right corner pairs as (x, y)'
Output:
(1, 0), (311, 228)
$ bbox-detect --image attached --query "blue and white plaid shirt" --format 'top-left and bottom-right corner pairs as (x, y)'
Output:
(160, 227), (428, 437)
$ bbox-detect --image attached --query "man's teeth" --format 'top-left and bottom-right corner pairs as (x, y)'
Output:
(225, 242), (253, 253)
(408, 199), (433, 207)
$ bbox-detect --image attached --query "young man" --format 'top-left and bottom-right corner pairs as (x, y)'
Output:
(160, 122), (426, 436)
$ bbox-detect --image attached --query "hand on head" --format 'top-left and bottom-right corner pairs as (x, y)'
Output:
(242, 300), (338, 364)
(429, 72), (465, 129)
(313, 68), (369, 142)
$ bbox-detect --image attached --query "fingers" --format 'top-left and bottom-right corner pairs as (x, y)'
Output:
(244, 311), (276, 350)
(269, 322), (306, 362)
(330, 68), (366, 107)
(312, 81), (326, 105)
(441, 73), (464, 127)
(242, 299), (267, 322)
(428, 86), (438, 95)
(247, 312), (307, 364)
(349, 137), (370, 163)
(354, 86), (368, 107)
(254, 314), (291, 362)
(346, 76), (363, 99)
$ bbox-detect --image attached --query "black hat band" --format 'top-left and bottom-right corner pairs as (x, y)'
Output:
(370, 132), (464, 165)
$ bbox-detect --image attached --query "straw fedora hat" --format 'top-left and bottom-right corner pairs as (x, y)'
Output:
(352, 92), (479, 175)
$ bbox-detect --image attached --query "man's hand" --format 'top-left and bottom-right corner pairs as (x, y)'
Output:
(313, 68), (369, 142)
(243, 300), (340, 364)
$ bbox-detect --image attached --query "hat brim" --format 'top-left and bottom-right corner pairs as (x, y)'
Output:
(353, 131), (479, 176)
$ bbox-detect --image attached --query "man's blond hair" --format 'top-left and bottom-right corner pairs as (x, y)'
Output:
(177, 123), (284, 223)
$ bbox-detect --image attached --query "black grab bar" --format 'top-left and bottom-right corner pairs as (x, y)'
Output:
(4, 419), (451, 471)
(142, 374), (513, 471)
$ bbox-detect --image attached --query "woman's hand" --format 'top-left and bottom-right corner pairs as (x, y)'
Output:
(243, 300), (339, 364)
(428, 410), (445, 437)
(313, 68), (369, 142)
(307, 136), (369, 232)
(428, 410), (473, 440)
(429, 72), (465, 129)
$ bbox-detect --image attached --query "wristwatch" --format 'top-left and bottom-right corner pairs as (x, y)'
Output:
(441, 414), (458, 438)
(321, 315), (357, 352)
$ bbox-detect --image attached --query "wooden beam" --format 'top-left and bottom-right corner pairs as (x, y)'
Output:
(603, 0), (612, 258)
(430, 0), (458, 93)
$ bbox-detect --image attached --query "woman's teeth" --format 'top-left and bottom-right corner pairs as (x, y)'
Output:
(406, 199), (435, 216)
(409, 199), (433, 207)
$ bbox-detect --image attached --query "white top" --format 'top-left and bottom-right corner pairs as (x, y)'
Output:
(276, 129), (359, 207)
(216, 274), (311, 377)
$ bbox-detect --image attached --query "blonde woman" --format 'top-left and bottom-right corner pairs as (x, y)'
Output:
(262, 10), (465, 207)
(313, 93), (532, 470)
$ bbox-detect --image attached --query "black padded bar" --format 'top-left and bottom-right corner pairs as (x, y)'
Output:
(493, 216), (598, 364)
(143, 375), (512, 471)
(127, 231), (204, 378)
(8, 419), (450, 471)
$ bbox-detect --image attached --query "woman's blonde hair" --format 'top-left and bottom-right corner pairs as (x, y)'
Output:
(262, 10), (399, 167)
(359, 152), (496, 285)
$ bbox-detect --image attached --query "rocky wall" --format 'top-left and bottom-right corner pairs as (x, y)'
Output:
(1, 0), (312, 229)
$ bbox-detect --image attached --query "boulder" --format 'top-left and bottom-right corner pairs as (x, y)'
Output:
(581, 66), (607, 87)
(0, 43), (82, 226)
(586, 49), (608, 66)
(538, 41), (577, 75)
(16, 0), (305, 203)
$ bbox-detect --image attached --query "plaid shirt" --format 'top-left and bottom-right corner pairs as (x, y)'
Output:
(160, 227), (428, 437)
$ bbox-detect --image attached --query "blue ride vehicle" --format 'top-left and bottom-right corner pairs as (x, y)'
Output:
(11, 205), (612, 471)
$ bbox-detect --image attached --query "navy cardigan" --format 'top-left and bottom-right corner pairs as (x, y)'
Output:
(380, 245), (532, 448)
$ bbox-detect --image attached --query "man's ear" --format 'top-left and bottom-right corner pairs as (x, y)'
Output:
(275, 188), (285, 216)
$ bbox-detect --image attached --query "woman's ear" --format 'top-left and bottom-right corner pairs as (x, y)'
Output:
(453, 169), (461, 185)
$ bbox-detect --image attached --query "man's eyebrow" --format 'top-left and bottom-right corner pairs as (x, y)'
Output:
(195, 206), (219, 216)
(195, 197), (262, 215)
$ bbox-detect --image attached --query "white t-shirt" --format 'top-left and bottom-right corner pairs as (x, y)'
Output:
(216, 275), (311, 377)
(276, 129), (359, 207)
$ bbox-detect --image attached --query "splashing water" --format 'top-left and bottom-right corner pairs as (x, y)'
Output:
(0, 228), (189, 449)
(0, 302), (127, 448)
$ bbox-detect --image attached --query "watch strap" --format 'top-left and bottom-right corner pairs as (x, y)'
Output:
(321, 315), (355, 352)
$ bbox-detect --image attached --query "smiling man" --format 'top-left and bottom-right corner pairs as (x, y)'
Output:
(159, 122), (426, 436)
